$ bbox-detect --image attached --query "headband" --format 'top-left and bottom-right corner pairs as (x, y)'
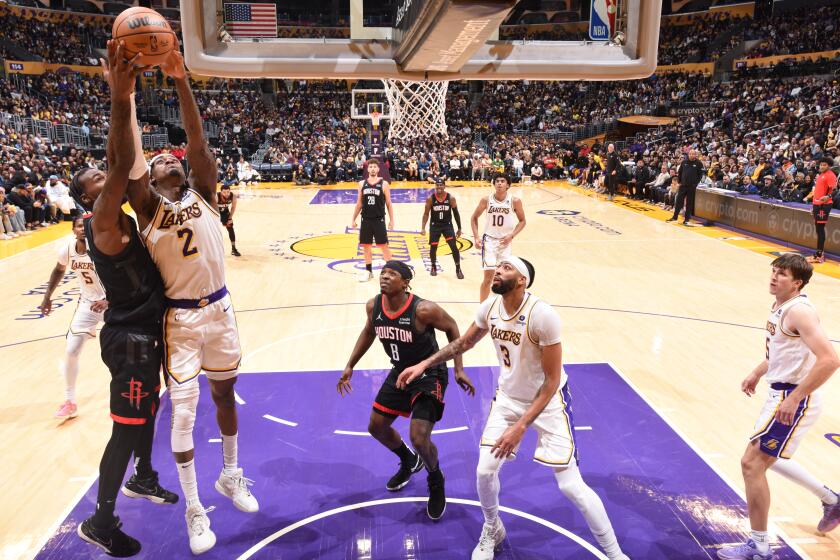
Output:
(382, 260), (413, 280)
(500, 256), (533, 288)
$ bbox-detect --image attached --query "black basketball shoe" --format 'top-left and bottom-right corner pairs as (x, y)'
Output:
(427, 469), (446, 521)
(386, 453), (424, 491)
(77, 516), (141, 558)
(121, 471), (179, 504)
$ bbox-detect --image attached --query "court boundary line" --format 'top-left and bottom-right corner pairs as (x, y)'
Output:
(606, 361), (812, 560)
(235, 497), (609, 560)
(7, 302), (839, 351)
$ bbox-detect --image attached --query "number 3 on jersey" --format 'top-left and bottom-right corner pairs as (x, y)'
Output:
(177, 228), (199, 258)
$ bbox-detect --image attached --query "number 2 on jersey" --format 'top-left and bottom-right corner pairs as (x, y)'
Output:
(492, 215), (505, 227)
(177, 228), (199, 258)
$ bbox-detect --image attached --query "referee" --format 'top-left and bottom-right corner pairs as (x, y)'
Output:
(667, 149), (704, 225)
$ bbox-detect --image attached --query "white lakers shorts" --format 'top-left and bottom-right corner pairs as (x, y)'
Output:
(68, 300), (104, 338)
(163, 293), (242, 388)
(481, 235), (513, 270)
(479, 386), (579, 467)
(750, 383), (822, 459)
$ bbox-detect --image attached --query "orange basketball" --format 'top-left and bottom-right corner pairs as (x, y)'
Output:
(112, 7), (177, 67)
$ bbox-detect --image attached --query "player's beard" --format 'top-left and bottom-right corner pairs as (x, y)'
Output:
(491, 278), (516, 294)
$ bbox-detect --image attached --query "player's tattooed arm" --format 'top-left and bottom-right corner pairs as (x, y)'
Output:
(396, 322), (488, 389)
(338, 298), (377, 396)
(415, 302), (475, 395)
(164, 50), (218, 206)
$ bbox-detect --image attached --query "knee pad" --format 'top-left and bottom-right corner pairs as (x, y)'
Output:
(476, 447), (503, 479)
(554, 465), (589, 508)
(65, 333), (87, 357)
(170, 392), (198, 453)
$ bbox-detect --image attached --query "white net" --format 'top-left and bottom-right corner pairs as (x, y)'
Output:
(382, 79), (449, 140)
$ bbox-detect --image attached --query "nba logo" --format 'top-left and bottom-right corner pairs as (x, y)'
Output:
(589, 0), (617, 41)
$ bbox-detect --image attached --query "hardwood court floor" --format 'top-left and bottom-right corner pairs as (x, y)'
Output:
(1, 181), (838, 559)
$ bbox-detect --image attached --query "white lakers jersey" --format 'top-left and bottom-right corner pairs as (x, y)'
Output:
(58, 237), (106, 302)
(142, 189), (226, 300)
(475, 293), (564, 401)
(765, 294), (817, 384)
(484, 193), (516, 239)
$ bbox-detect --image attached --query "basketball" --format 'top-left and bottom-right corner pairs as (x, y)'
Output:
(111, 7), (176, 66)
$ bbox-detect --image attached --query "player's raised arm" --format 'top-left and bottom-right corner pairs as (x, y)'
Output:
(162, 49), (218, 205)
(92, 40), (143, 255)
(338, 298), (378, 395)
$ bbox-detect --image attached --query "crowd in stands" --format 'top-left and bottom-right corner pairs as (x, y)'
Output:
(2, 3), (840, 240)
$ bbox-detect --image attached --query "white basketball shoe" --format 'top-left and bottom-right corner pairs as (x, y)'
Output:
(215, 468), (259, 513)
(471, 518), (506, 559)
(186, 504), (216, 555)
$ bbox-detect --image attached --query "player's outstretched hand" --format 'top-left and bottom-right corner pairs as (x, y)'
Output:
(396, 363), (425, 390)
(741, 373), (760, 396)
(40, 297), (52, 316)
(337, 367), (353, 396)
(491, 423), (526, 459)
(160, 43), (187, 80)
(454, 369), (475, 396)
(103, 40), (145, 99)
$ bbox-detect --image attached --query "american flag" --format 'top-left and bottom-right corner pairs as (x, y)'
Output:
(223, 3), (277, 38)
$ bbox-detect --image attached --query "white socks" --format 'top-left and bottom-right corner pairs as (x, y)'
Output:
(62, 334), (86, 402)
(222, 432), (238, 475)
(770, 459), (837, 504)
(750, 530), (769, 554)
(475, 448), (623, 558)
(476, 448), (503, 525)
(178, 459), (201, 507)
(554, 465), (623, 558)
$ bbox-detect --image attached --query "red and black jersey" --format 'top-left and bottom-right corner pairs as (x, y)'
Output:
(372, 293), (440, 372)
(429, 193), (452, 226)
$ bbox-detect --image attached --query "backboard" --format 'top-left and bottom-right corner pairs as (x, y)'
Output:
(182, 0), (661, 81)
